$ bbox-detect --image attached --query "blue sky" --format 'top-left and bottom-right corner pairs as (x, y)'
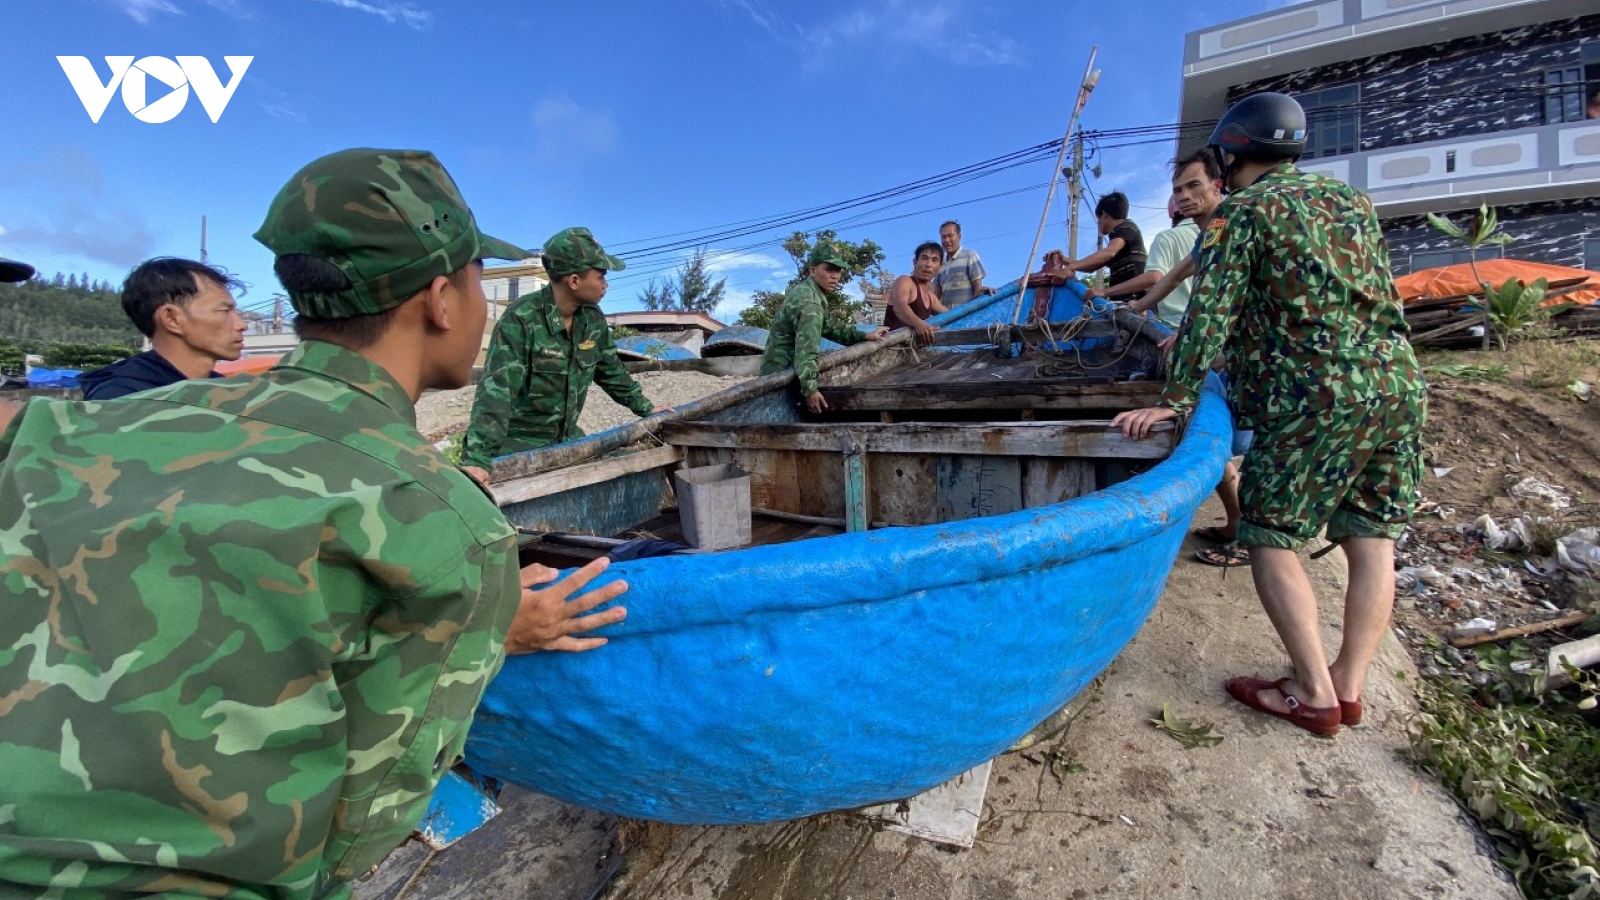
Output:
(1, 0), (1291, 322)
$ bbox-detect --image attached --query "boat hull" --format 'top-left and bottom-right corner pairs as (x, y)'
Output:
(463, 372), (1231, 823)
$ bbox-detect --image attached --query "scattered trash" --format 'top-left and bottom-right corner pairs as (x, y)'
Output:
(1432, 466), (1455, 479)
(1119, 815), (1135, 827)
(1149, 703), (1223, 748)
(1568, 380), (1592, 402)
(1556, 528), (1600, 577)
(1399, 565), (1449, 587)
(1449, 618), (1497, 641)
(1510, 477), (1572, 510)
(1474, 514), (1534, 551)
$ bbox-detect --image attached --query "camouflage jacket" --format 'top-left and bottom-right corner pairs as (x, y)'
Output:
(759, 278), (826, 396)
(0, 340), (521, 899)
(460, 286), (652, 469)
(1163, 164), (1424, 429)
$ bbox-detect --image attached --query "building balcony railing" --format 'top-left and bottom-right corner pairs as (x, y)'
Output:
(1183, 0), (1586, 75)
(1299, 118), (1600, 215)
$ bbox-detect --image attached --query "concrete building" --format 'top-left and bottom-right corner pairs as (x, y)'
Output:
(1180, 0), (1599, 275)
(478, 258), (549, 363)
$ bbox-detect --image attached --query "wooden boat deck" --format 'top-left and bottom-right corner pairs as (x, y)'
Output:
(819, 347), (1159, 414)
(517, 510), (840, 568)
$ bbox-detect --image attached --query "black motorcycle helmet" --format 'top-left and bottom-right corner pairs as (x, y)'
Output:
(1207, 92), (1307, 188)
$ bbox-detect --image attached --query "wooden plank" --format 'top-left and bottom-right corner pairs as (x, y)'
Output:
(492, 445), (683, 506)
(662, 420), (1175, 460)
(843, 446), (869, 533)
(935, 455), (1022, 523)
(870, 453), (938, 526)
(1021, 458), (1097, 507)
(795, 450), (846, 520)
(819, 381), (1160, 412)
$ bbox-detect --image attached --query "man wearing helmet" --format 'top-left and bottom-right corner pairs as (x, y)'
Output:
(1114, 92), (1425, 738)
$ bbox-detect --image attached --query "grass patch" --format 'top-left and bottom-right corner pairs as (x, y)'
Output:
(1506, 337), (1600, 393)
(1426, 362), (1510, 383)
(1408, 660), (1600, 899)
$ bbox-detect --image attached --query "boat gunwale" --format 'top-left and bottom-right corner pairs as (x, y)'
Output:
(557, 379), (1232, 638)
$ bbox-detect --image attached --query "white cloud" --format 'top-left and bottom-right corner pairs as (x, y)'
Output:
(0, 150), (158, 269)
(98, 0), (182, 22)
(719, 0), (1022, 69)
(808, 0), (1023, 69)
(703, 249), (786, 276)
(96, 0), (251, 21)
(718, 0), (803, 42)
(308, 0), (433, 30)
(531, 93), (619, 162)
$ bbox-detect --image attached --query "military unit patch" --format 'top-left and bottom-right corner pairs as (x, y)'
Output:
(1201, 219), (1225, 249)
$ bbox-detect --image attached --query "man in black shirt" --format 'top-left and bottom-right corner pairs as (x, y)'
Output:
(80, 257), (248, 400)
(1055, 191), (1147, 298)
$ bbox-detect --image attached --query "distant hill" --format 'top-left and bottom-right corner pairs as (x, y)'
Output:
(0, 274), (143, 347)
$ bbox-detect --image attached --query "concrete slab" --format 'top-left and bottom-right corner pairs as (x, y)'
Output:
(598, 499), (1518, 899)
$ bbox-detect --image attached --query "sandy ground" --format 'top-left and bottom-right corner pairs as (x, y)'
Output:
(414, 370), (749, 442)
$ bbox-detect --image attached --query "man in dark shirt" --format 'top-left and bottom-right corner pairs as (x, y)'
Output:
(1055, 192), (1147, 298)
(79, 257), (248, 400)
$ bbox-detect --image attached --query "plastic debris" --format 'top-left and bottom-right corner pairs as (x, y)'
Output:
(1449, 618), (1497, 640)
(1510, 478), (1572, 511)
(1568, 380), (1591, 401)
(1556, 528), (1600, 577)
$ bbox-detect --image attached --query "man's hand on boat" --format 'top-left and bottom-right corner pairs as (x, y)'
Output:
(463, 465), (490, 487)
(805, 391), (829, 414)
(912, 320), (939, 346)
(1112, 405), (1178, 440)
(865, 326), (890, 341)
(507, 557), (629, 654)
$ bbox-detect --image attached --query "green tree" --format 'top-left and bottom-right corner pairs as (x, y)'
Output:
(639, 248), (727, 314)
(738, 230), (886, 345)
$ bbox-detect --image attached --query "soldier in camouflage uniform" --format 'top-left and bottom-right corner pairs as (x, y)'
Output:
(459, 227), (661, 484)
(1115, 94), (1425, 737)
(0, 148), (628, 899)
(759, 240), (854, 414)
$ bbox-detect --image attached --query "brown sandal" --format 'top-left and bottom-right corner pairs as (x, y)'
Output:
(1225, 676), (1341, 737)
(1328, 668), (1363, 726)
(1195, 544), (1251, 567)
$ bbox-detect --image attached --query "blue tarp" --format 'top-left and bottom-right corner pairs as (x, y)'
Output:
(27, 368), (81, 388)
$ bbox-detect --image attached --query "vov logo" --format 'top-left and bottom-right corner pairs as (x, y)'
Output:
(57, 56), (253, 124)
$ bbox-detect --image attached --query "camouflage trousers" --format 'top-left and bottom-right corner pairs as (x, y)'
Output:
(1236, 392), (1426, 550)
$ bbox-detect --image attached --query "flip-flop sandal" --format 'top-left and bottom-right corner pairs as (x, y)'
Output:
(1329, 667), (1363, 726)
(1192, 526), (1235, 544)
(1195, 544), (1251, 567)
(1225, 676), (1341, 736)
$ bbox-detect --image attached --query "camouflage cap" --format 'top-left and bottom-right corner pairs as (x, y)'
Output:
(253, 148), (530, 319)
(807, 240), (852, 273)
(542, 227), (626, 279)
(0, 258), (35, 284)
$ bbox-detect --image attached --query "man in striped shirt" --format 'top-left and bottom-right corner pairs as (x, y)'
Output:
(931, 220), (992, 306)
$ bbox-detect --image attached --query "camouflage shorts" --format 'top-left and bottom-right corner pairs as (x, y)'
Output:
(1236, 392), (1426, 550)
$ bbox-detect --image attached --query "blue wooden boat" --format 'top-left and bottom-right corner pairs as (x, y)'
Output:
(462, 278), (1230, 825)
(613, 335), (700, 362)
(700, 323), (845, 357)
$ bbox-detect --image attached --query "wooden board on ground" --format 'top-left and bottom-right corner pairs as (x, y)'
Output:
(353, 786), (620, 900)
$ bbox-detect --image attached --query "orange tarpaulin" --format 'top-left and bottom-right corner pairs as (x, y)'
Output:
(1396, 259), (1600, 307)
(215, 354), (280, 375)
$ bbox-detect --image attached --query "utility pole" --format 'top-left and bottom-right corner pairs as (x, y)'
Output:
(1066, 132), (1084, 261)
(200, 215), (208, 264)
(1010, 47), (1100, 325)
(273, 294), (284, 333)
